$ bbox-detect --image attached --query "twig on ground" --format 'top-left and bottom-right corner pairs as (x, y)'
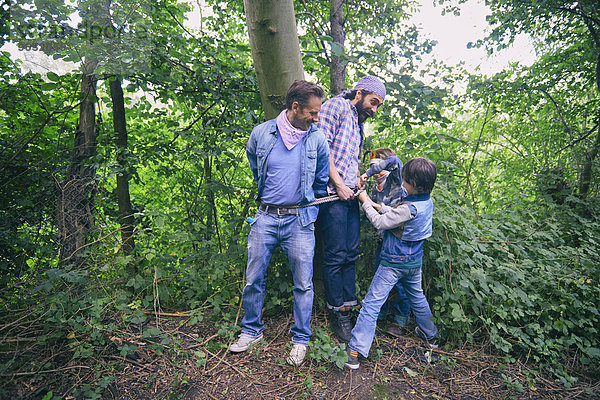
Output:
(106, 355), (155, 371)
(142, 310), (192, 317)
(3, 365), (92, 376)
(266, 313), (292, 349)
(204, 349), (266, 400)
(184, 333), (219, 350)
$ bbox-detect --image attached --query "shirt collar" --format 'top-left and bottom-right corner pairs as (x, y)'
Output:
(404, 193), (430, 202)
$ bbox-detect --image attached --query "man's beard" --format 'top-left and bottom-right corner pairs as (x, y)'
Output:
(355, 99), (373, 124)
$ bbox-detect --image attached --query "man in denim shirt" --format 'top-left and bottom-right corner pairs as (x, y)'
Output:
(229, 81), (330, 366)
(317, 75), (386, 342)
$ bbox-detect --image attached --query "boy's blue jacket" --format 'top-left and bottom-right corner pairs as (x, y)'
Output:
(246, 119), (330, 227)
(363, 193), (433, 265)
(380, 193), (433, 264)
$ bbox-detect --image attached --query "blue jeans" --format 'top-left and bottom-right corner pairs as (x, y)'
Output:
(317, 199), (360, 310)
(241, 211), (315, 344)
(374, 243), (410, 320)
(349, 263), (438, 358)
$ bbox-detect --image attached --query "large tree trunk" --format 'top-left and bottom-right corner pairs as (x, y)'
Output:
(578, 50), (600, 198)
(577, 8), (600, 198)
(203, 155), (222, 252)
(58, 57), (99, 266)
(109, 76), (136, 258)
(578, 122), (600, 197)
(329, 0), (346, 95)
(243, 0), (305, 120)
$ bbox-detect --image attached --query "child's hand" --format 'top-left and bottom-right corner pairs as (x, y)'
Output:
(358, 191), (371, 204)
(359, 173), (369, 187)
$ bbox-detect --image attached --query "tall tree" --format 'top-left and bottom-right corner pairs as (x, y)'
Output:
(10, 0), (119, 264)
(243, 0), (305, 119)
(58, 55), (99, 266)
(328, 0), (345, 95)
(109, 76), (135, 259)
(9, 0), (190, 264)
(443, 0), (600, 198)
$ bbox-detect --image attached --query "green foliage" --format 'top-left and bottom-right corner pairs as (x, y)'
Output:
(0, 53), (79, 285)
(2, 0), (600, 395)
(307, 327), (348, 369)
(423, 184), (600, 382)
(295, 0), (450, 130)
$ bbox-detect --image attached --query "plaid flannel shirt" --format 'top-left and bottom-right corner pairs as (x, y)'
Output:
(317, 96), (363, 192)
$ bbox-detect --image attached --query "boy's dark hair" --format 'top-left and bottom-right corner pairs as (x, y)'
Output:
(402, 157), (437, 194)
(286, 80), (325, 110)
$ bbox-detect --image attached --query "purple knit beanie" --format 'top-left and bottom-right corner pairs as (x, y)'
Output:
(353, 75), (386, 101)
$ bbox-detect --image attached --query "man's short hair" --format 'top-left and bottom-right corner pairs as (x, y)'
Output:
(402, 157), (437, 194)
(286, 80), (325, 110)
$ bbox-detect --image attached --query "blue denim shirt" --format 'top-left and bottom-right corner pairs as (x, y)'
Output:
(246, 119), (330, 227)
(379, 193), (433, 264)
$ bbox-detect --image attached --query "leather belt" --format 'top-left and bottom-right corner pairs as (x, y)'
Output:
(259, 203), (299, 216)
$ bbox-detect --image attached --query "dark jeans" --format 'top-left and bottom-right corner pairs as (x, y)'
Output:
(317, 199), (360, 310)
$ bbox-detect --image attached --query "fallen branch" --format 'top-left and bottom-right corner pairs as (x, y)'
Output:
(143, 310), (192, 317)
(105, 355), (156, 371)
(2, 365), (91, 376)
(184, 333), (220, 350)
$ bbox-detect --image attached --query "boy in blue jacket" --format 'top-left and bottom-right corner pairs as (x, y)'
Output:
(345, 157), (439, 369)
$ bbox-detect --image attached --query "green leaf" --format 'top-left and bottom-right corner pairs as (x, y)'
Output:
(41, 82), (57, 91)
(316, 56), (328, 66)
(46, 72), (60, 82)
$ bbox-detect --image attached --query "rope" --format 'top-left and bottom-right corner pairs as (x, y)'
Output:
(266, 188), (366, 209)
(246, 189), (366, 223)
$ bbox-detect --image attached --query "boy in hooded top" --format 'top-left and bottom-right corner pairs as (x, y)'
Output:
(361, 147), (411, 327)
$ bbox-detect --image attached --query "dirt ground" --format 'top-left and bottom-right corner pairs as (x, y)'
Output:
(3, 308), (599, 400)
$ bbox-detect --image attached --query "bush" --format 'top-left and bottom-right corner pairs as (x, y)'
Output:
(425, 185), (600, 383)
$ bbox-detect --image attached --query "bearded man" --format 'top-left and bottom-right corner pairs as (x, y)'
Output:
(316, 75), (386, 342)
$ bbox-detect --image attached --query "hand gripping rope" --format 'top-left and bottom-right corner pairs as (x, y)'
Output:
(246, 188), (366, 224)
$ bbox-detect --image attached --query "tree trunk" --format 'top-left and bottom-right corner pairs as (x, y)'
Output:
(578, 121), (600, 197)
(243, 0), (305, 120)
(329, 0), (346, 95)
(58, 57), (99, 266)
(109, 76), (136, 258)
(203, 155), (222, 252)
(578, 51), (600, 198)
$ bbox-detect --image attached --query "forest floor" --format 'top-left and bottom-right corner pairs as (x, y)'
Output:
(3, 307), (600, 400)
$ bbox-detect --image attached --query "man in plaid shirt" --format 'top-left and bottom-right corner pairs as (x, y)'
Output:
(317, 75), (386, 342)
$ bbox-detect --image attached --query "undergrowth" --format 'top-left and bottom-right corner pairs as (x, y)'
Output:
(425, 187), (600, 385)
(1, 187), (599, 398)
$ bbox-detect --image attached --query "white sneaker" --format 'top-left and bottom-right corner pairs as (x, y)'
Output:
(229, 333), (263, 352)
(287, 343), (307, 366)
